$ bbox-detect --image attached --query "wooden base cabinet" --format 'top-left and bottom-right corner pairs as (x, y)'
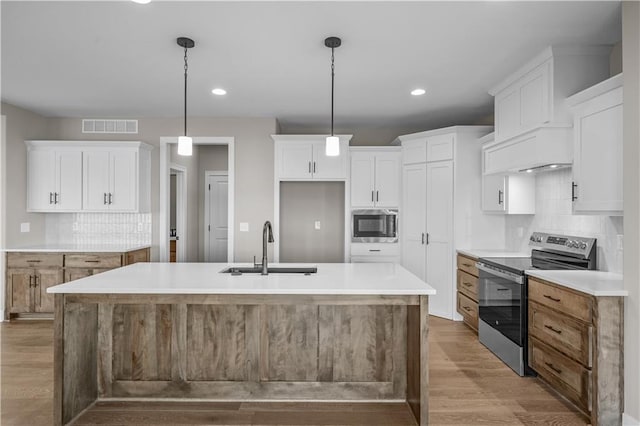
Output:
(456, 254), (479, 332)
(528, 277), (623, 425)
(5, 248), (150, 319)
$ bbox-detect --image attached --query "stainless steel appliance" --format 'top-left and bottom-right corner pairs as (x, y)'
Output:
(477, 232), (597, 376)
(351, 209), (398, 243)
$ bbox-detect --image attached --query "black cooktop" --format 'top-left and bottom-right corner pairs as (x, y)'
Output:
(478, 256), (533, 275)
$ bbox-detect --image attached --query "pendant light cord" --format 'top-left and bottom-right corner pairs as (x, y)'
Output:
(184, 47), (188, 137)
(330, 47), (335, 136)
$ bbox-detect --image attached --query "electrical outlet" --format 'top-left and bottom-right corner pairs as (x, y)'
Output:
(239, 222), (249, 232)
(20, 222), (30, 233)
(617, 234), (624, 250)
(314, 221), (321, 230)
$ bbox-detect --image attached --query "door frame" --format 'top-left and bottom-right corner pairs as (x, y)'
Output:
(159, 136), (235, 263)
(0, 115), (6, 320)
(204, 171), (229, 262)
(169, 164), (187, 262)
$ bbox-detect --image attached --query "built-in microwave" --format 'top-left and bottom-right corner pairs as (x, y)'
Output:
(351, 209), (398, 243)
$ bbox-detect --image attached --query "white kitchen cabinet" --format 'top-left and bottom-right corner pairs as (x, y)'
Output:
(489, 46), (610, 143)
(567, 74), (623, 215)
(273, 135), (350, 180)
(399, 126), (504, 321)
(83, 145), (150, 212)
(350, 242), (399, 263)
(350, 148), (401, 208)
(26, 143), (82, 212)
(482, 173), (536, 215)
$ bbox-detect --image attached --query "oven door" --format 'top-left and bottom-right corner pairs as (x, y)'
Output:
(477, 264), (525, 347)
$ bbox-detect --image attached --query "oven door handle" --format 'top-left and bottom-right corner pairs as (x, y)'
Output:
(476, 263), (524, 285)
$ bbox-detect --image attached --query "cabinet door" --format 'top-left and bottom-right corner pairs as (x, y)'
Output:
(27, 149), (56, 211)
(401, 163), (426, 281)
(482, 174), (506, 213)
(34, 268), (63, 313)
(7, 269), (33, 313)
(64, 268), (93, 283)
(426, 161), (453, 319)
(110, 150), (137, 211)
(350, 153), (375, 207)
(83, 150), (111, 211)
(56, 151), (83, 211)
(312, 141), (348, 179)
(519, 61), (551, 130)
(374, 153), (401, 207)
(277, 142), (313, 179)
(495, 87), (520, 141)
(573, 89), (623, 214)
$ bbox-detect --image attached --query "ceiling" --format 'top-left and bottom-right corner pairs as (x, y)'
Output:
(1, 1), (622, 133)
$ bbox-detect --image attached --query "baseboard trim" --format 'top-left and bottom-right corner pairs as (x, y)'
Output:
(624, 412), (640, 426)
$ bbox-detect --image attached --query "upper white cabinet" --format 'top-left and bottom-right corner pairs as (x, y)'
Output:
(26, 142), (82, 212)
(25, 141), (152, 213)
(272, 135), (351, 180)
(567, 74), (623, 215)
(350, 148), (401, 208)
(489, 46), (610, 143)
(482, 173), (536, 215)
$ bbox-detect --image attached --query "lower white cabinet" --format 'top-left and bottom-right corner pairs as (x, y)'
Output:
(482, 173), (535, 214)
(567, 74), (623, 215)
(27, 144), (82, 212)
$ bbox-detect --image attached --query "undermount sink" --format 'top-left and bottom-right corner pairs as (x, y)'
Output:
(220, 266), (317, 275)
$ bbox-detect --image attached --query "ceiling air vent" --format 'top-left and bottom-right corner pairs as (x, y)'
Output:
(82, 119), (138, 134)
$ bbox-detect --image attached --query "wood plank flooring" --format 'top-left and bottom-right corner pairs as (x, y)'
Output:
(1, 317), (588, 425)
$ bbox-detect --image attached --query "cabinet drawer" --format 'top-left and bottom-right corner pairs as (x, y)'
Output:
(65, 253), (122, 268)
(125, 248), (149, 265)
(350, 243), (399, 257)
(456, 254), (478, 277)
(457, 270), (478, 301)
(530, 337), (591, 414)
(7, 253), (63, 268)
(529, 278), (592, 323)
(529, 302), (592, 368)
(457, 292), (478, 331)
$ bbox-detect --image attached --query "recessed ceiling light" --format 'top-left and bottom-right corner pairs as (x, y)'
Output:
(525, 169), (533, 173)
(211, 88), (227, 96)
(411, 88), (426, 96)
(549, 164), (558, 169)
(131, 0), (151, 4)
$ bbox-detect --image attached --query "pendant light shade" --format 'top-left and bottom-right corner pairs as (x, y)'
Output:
(177, 37), (195, 156)
(325, 36), (341, 157)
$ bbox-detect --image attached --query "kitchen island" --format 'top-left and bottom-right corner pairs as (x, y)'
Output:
(48, 262), (435, 425)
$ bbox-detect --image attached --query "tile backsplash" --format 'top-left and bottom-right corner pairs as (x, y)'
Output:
(46, 213), (152, 246)
(505, 168), (623, 273)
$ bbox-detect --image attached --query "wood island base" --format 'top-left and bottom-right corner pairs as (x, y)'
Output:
(54, 293), (430, 425)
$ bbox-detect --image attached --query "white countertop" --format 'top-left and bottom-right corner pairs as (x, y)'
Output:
(47, 262), (436, 296)
(3, 244), (151, 253)
(457, 249), (530, 259)
(526, 270), (627, 297)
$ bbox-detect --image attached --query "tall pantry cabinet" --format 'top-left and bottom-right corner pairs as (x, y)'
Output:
(396, 126), (505, 320)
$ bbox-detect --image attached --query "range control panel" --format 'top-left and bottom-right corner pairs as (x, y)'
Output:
(529, 232), (596, 257)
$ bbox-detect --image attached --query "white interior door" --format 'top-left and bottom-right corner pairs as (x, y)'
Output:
(426, 161), (454, 319)
(401, 163), (427, 281)
(206, 174), (228, 262)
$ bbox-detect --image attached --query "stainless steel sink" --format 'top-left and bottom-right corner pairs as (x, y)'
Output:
(220, 266), (317, 275)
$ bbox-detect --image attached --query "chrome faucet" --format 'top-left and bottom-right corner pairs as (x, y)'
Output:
(261, 221), (274, 275)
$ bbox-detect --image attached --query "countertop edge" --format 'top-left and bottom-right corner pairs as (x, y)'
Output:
(3, 244), (151, 253)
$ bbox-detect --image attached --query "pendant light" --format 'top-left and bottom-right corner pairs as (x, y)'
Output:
(177, 37), (195, 156)
(325, 36), (341, 157)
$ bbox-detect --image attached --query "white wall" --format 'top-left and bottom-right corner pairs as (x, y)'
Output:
(505, 169), (623, 273)
(623, 2), (640, 424)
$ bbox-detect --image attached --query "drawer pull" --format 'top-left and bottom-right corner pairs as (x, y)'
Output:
(463, 282), (473, 287)
(26, 260), (42, 263)
(545, 362), (562, 375)
(368, 249), (381, 252)
(543, 294), (561, 303)
(462, 263), (472, 267)
(84, 260), (101, 263)
(544, 324), (562, 334)
(463, 306), (472, 312)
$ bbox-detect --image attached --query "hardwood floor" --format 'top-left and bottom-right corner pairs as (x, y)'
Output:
(1, 317), (587, 425)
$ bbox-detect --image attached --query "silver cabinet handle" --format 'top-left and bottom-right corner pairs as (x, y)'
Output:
(104, 193), (108, 205)
(313, 162), (316, 173)
(54, 192), (59, 204)
(372, 191), (375, 202)
(425, 233), (429, 245)
(49, 192), (54, 204)
(376, 191), (379, 202)
(421, 233), (425, 244)
(572, 182), (578, 201)
(308, 162), (311, 173)
(498, 190), (503, 205)
(109, 193), (113, 205)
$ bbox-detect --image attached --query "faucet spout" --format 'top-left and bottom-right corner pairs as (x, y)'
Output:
(262, 221), (274, 275)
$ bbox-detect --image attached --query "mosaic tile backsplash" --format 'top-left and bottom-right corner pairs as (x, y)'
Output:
(504, 168), (623, 273)
(46, 213), (152, 246)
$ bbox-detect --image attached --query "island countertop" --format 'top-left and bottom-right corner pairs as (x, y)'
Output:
(47, 262), (436, 296)
(3, 243), (151, 253)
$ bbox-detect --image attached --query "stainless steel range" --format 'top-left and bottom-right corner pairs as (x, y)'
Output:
(476, 232), (597, 376)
